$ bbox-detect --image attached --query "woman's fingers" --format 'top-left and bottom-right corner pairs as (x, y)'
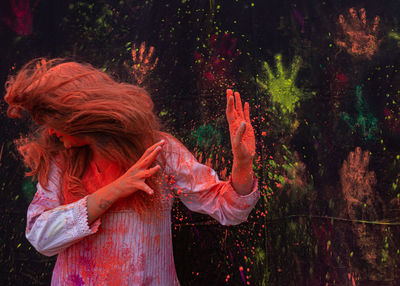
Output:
(234, 91), (244, 119)
(139, 166), (161, 195)
(226, 89), (236, 121)
(227, 89), (248, 123)
(244, 102), (250, 124)
(140, 144), (164, 169)
(234, 121), (246, 146)
(148, 139), (165, 153)
(139, 140), (165, 162)
(118, 141), (164, 197)
(226, 88), (233, 103)
(143, 165), (161, 178)
(140, 182), (155, 195)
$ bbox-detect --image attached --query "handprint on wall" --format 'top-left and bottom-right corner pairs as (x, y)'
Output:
(342, 86), (378, 141)
(258, 54), (303, 114)
(128, 42), (158, 85)
(335, 7), (380, 59)
(340, 147), (377, 215)
(340, 147), (382, 279)
(2, 0), (39, 36)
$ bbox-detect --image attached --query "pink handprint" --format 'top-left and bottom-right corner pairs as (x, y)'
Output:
(340, 147), (376, 212)
(129, 42), (158, 85)
(340, 147), (381, 277)
(194, 32), (240, 89)
(2, 0), (39, 36)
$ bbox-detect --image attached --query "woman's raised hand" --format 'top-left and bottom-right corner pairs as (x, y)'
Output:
(115, 140), (166, 198)
(87, 140), (165, 224)
(226, 89), (256, 164)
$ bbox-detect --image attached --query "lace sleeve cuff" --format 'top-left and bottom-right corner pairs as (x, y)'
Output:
(226, 174), (260, 207)
(72, 196), (101, 237)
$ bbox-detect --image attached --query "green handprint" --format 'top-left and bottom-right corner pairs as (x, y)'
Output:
(258, 54), (303, 114)
(342, 85), (378, 141)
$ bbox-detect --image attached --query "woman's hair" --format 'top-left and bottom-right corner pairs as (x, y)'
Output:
(4, 58), (166, 214)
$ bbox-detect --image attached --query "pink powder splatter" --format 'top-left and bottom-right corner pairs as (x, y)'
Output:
(293, 9), (305, 33)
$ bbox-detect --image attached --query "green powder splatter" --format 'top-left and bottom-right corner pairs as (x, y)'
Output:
(22, 178), (37, 203)
(190, 123), (222, 149)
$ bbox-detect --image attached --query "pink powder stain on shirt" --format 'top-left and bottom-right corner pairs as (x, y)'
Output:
(66, 274), (85, 286)
(78, 244), (97, 280)
(83, 238), (133, 285)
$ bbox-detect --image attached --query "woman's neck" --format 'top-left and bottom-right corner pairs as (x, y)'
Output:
(90, 146), (106, 173)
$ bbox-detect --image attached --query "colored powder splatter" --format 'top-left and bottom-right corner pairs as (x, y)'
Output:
(67, 274), (85, 286)
(388, 31), (400, 41)
(292, 9), (304, 33)
(239, 266), (246, 284)
(22, 178), (36, 203)
(384, 107), (400, 134)
(388, 31), (400, 47)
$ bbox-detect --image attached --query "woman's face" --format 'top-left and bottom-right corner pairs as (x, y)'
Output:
(48, 127), (90, 149)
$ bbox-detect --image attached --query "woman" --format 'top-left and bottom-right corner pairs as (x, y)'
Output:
(4, 58), (259, 285)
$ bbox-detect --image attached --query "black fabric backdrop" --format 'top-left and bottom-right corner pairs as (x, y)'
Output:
(1, 0), (400, 285)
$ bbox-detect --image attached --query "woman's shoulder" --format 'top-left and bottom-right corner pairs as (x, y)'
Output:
(155, 131), (188, 173)
(51, 153), (64, 172)
(45, 154), (64, 186)
(156, 131), (187, 155)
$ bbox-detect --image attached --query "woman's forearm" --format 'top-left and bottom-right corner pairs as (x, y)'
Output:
(87, 180), (121, 225)
(231, 158), (254, 196)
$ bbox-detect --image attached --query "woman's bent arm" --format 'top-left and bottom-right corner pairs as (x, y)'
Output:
(86, 181), (121, 225)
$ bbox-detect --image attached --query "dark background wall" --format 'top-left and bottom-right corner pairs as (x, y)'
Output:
(1, 0), (400, 285)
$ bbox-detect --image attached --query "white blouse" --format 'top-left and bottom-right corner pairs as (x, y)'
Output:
(25, 135), (260, 285)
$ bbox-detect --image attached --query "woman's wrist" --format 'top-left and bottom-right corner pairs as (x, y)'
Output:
(231, 157), (254, 196)
(233, 155), (254, 170)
